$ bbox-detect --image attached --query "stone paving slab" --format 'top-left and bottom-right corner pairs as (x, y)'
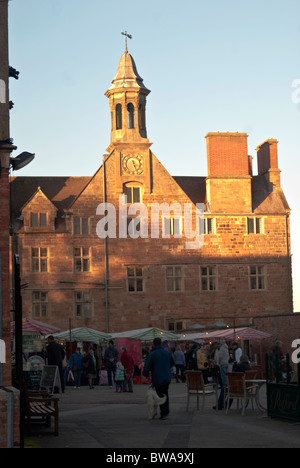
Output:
(28, 382), (300, 449)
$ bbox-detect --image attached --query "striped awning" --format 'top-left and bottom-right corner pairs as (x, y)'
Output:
(203, 327), (272, 342)
(53, 327), (111, 342)
(11, 318), (61, 336)
(111, 327), (180, 341)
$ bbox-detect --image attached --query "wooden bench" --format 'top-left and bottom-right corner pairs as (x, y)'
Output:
(24, 383), (59, 436)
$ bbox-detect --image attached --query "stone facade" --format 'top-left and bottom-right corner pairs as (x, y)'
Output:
(10, 48), (293, 342)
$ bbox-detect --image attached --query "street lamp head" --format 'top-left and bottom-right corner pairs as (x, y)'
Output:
(10, 152), (35, 171)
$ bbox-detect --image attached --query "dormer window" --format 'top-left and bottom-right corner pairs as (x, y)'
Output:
(127, 103), (135, 129)
(31, 212), (47, 228)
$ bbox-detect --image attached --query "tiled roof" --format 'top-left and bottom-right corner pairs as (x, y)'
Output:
(10, 176), (90, 217)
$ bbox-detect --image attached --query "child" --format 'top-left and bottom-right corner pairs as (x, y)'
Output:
(115, 361), (125, 392)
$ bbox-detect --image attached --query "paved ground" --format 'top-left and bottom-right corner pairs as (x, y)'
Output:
(28, 381), (300, 449)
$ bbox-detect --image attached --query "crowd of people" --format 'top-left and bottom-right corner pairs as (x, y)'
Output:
(25, 335), (290, 419)
(170, 340), (245, 386)
(24, 337), (135, 393)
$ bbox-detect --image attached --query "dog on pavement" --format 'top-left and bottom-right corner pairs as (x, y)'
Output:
(146, 386), (167, 420)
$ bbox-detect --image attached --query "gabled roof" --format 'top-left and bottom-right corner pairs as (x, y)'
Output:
(10, 172), (290, 221)
(252, 175), (290, 214)
(173, 176), (206, 205)
(10, 176), (90, 217)
(20, 186), (57, 213)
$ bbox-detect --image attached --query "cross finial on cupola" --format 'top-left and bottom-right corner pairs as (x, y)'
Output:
(121, 30), (132, 52)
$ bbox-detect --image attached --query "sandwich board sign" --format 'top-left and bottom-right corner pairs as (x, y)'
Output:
(39, 365), (62, 394)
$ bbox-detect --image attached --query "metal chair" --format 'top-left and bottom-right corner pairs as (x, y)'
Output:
(226, 372), (258, 416)
(185, 370), (218, 413)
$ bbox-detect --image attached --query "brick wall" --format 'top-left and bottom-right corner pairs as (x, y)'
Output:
(0, 388), (20, 448)
(15, 150), (292, 335)
(0, 166), (11, 386)
(206, 132), (250, 177)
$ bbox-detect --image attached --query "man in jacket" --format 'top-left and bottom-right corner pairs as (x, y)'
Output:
(46, 336), (66, 393)
(143, 338), (174, 420)
(104, 340), (119, 388)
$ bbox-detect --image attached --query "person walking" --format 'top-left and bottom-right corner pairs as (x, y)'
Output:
(69, 347), (83, 389)
(173, 346), (186, 383)
(120, 347), (135, 392)
(115, 361), (125, 393)
(143, 337), (174, 420)
(46, 336), (66, 393)
(213, 340), (229, 410)
(83, 348), (99, 389)
(104, 340), (119, 388)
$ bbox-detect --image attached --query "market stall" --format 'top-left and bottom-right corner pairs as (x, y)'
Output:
(202, 327), (272, 342)
(10, 318), (61, 361)
(202, 327), (272, 374)
(52, 327), (112, 387)
(10, 319), (62, 389)
(111, 327), (180, 384)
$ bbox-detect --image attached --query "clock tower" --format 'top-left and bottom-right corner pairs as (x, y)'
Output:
(105, 43), (153, 194)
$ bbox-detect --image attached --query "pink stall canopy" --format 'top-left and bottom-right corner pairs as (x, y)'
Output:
(11, 318), (61, 336)
(203, 327), (272, 342)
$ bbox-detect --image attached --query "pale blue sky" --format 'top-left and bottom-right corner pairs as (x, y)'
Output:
(7, 0), (300, 311)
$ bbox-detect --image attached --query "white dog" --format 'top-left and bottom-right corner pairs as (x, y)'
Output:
(146, 386), (167, 420)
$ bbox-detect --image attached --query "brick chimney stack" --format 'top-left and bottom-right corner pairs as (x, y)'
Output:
(206, 132), (250, 177)
(205, 132), (252, 213)
(256, 139), (281, 188)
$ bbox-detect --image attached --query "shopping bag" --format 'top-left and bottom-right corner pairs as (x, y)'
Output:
(99, 370), (108, 386)
(68, 370), (74, 382)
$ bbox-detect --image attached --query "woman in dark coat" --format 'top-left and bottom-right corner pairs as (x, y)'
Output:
(83, 348), (99, 389)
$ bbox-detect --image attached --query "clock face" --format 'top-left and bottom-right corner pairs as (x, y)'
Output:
(122, 154), (144, 175)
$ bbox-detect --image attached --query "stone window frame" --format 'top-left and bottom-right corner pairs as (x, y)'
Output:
(30, 212), (48, 228)
(200, 217), (216, 235)
(31, 247), (48, 273)
(126, 266), (144, 293)
(166, 320), (185, 332)
(32, 291), (48, 318)
(249, 265), (266, 290)
(123, 183), (143, 204)
(116, 103), (122, 130)
(74, 247), (91, 273)
(247, 216), (264, 235)
(74, 291), (92, 318)
(127, 102), (135, 129)
(200, 265), (218, 292)
(166, 266), (184, 293)
(73, 217), (89, 236)
(162, 216), (183, 238)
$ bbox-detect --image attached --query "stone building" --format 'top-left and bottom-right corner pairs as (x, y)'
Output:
(10, 47), (293, 339)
